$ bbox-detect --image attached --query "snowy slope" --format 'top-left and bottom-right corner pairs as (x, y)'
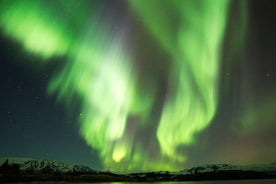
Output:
(0, 157), (95, 173)
(1, 157), (275, 175)
(176, 163), (276, 175)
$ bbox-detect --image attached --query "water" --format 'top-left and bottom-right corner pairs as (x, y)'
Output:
(4, 179), (276, 184)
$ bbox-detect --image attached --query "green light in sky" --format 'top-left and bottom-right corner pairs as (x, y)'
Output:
(0, 0), (234, 171)
(0, 0), (72, 59)
(130, 0), (230, 160)
(0, 0), (156, 171)
(238, 97), (276, 133)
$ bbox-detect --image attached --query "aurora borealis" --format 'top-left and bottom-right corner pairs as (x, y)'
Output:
(130, 0), (230, 161)
(1, 0), (276, 172)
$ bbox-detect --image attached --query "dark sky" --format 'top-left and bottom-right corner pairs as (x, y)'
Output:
(0, 37), (102, 169)
(0, 0), (276, 172)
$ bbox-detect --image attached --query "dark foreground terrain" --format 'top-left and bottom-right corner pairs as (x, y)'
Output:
(0, 158), (276, 182)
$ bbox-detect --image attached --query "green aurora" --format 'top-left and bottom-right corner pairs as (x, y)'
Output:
(129, 0), (230, 161)
(0, 0), (249, 171)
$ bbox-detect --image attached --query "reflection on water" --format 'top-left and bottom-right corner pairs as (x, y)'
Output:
(5, 179), (276, 184)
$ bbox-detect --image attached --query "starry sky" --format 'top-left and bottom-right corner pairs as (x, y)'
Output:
(0, 0), (276, 172)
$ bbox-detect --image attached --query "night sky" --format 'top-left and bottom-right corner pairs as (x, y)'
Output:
(0, 0), (276, 172)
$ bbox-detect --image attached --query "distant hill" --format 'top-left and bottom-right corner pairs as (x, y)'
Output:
(0, 157), (94, 174)
(1, 157), (276, 182)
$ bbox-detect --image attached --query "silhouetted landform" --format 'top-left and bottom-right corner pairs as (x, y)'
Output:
(0, 157), (275, 182)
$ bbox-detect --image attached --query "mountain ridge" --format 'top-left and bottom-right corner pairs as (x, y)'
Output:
(1, 157), (276, 173)
(1, 157), (276, 182)
(0, 157), (95, 174)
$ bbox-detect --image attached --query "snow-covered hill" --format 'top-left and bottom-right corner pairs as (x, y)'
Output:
(0, 157), (95, 173)
(0, 157), (276, 182)
(176, 163), (276, 175)
(1, 157), (275, 176)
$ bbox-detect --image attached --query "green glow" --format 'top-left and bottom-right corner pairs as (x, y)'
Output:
(48, 25), (155, 170)
(0, 0), (72, 59)
(48, 28), (159, 170)
(130, 0), (230, 160)
(0, 0), (237, 171)
(0, 0), (155, 171)
(238, 97), (276, 133)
